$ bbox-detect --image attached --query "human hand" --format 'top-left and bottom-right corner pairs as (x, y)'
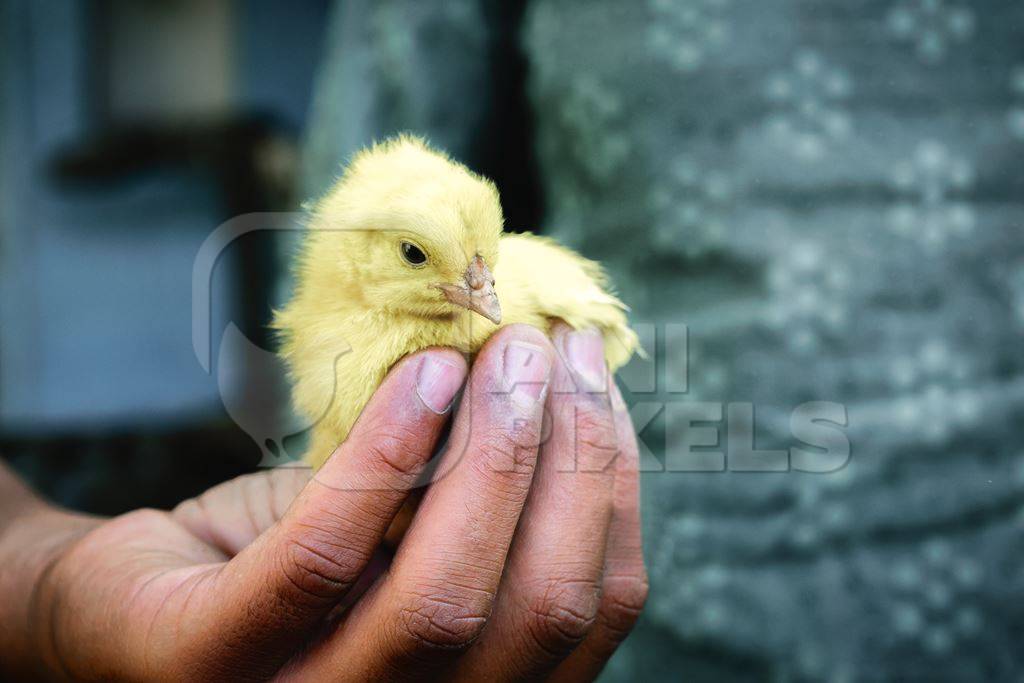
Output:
(1, 324), (646, 681)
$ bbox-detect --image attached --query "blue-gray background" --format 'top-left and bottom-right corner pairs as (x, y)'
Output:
(3, 1), (1024, 680)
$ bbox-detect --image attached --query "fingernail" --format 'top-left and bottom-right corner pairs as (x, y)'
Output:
(566, 329), (607, 392)
(504, 341), (551, 404)
(416, 355), (464, 414)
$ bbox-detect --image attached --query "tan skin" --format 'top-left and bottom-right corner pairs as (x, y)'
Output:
(0, 325), (647, 682)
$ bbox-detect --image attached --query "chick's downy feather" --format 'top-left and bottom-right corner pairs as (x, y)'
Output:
(273, 135), (639, 467)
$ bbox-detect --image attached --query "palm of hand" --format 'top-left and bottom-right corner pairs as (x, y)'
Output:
(37, 470), (312, 681)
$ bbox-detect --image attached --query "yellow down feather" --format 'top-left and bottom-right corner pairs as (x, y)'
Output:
(273, 135), (640, 468)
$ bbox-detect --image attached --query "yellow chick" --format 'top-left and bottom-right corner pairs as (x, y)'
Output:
(274, 135), (639, 468)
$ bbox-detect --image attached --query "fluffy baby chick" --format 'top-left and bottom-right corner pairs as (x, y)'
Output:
(274, 135), (639, 468)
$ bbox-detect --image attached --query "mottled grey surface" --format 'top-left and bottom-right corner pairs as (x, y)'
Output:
(303, 1), (1024, 680)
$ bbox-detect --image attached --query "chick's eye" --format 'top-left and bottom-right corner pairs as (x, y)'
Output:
(400, 241), (427, 266)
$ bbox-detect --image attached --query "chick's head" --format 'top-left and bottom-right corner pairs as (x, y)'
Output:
(301, 135), (504, 323)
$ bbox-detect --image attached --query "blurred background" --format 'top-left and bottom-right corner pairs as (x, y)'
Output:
(3, 0), (1024, 680)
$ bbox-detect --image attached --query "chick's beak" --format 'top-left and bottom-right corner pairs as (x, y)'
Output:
(433, 254), (502, 324)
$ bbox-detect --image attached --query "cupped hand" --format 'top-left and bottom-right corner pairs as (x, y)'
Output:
(22, 324), (647, 681)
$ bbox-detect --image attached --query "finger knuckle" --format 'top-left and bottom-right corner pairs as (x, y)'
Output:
(598, 571), (650, 640)
(572, 398), (617, 451)
(522, 577), (600, 653)
(556, 398), (618, 475)
(475, 419), (541, 480)
(277, 532), (363, 606)
(394, 588), (492, 653)
(360, 421), (429, 479)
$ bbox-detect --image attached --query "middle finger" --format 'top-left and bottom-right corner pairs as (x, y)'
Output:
(450, 325), (618, 680)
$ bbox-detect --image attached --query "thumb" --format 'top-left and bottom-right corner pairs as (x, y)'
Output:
(184, 348), (466, 679)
